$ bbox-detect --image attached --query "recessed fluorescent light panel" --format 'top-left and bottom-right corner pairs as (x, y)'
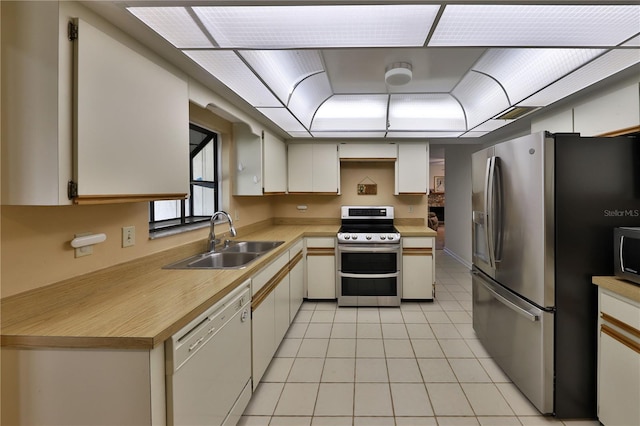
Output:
(192, 5), (439, 48)
(430, 5), (640, 47)
(257, 108), (307, 133)
(452, 72), (510, 129)
(519, 49), (640, 107)
(127, 7), (212, 48)
(312, 95), (388, 131)
(239, 51), (325, 105)
(386, 131), (464, 138)
(312, 132), (388, 138)
(183, 51), (280, 107)
(473, 49), (604, 104)
(287, 73), (333, 128)
(388, 94), (466, 131)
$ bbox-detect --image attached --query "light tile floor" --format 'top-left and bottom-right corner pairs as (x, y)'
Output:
(240, 251), (600, 426)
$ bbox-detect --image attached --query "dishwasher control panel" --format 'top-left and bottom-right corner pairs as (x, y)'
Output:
(167, 281), (251, 372)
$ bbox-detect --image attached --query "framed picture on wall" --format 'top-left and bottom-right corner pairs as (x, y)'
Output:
(434, 176), (445, 193)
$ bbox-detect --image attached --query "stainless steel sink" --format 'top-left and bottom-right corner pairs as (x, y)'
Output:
(163, 240), (284, 269)
(223, 240), (284, 253)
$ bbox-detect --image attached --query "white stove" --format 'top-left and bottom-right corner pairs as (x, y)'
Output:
(337, 206), (401, 244)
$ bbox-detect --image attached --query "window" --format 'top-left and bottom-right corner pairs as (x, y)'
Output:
(149, 123), (219, 237)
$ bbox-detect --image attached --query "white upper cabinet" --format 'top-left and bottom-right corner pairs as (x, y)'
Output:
(234, 125), (287, 196)
(395, 143), (430, 194)
(1, 2), (190, 205)
(73, 19), (189, 203)
(288, 144), (339, 194)
(339, 143), (397, 161)
(262, 132), (287, 194)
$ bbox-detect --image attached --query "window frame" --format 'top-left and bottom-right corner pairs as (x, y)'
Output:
(149, 123), (220, 238)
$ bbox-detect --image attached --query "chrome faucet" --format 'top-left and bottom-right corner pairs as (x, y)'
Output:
(208, 211), (237, 251)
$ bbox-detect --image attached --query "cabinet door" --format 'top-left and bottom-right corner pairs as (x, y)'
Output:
(234, 123), (263, 196)
(307, 255), (336, 299)
(396, 143), (429, 194)
(402, 238), (435, 300)
(251, 293), (275, 390)
(289, 252), (305, 321)
(312, 144), (339, 193)
(74, 19), (189, 203)
(1, 1), (73, 205)
(263, 132), (287, 194)
(288, 144), (313, 192)
(274, 273), (290, 347)
(598, 331), (640, 426)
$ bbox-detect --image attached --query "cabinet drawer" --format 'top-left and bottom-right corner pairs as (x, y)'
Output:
(253, 252), (289, 296)
(402, 237), (434, 249)
(601, 290), (640, 331)
(306, 238), (335, 249)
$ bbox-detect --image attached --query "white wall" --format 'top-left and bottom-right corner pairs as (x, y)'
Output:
(442, 145), (476, 268)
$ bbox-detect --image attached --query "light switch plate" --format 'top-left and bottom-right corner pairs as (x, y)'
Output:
(122, 226), (135, 248)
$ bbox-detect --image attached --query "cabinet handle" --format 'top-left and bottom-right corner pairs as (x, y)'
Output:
(601, 324), (640, 354)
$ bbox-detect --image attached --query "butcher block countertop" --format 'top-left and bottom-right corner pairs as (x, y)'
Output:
(593, 276), (640, 303)
(1, 222), (436, 350)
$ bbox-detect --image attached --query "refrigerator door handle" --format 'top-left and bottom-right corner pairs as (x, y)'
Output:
(493, 157), (504, 263)
(475, 272), (539, 322)
(485, 157), (496, 269)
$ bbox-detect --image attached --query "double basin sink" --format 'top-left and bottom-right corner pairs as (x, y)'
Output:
(164, 240), (285, 269)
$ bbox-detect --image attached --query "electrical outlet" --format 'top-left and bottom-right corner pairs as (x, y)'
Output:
(235, 210), (240, 221)
(408, 205), (414, 213)
(122, 226), (135, 248)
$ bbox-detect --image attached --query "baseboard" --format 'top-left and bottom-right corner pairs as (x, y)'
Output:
(443, 248), (473, 269)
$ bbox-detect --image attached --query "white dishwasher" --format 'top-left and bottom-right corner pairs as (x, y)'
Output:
(166, 280), (252, 426)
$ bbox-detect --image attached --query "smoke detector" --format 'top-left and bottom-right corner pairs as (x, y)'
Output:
(385, 62), (413, 86)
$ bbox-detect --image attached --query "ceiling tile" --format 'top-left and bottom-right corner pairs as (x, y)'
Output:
(127, 7), (212, 48)
(430, 5), (640, 47)
(192, 5), (439, 48)
(183, 50), (281, 107)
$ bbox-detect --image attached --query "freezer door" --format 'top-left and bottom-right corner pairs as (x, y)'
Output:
(472, 269), (554, 414)
(493, 132), (555, 308)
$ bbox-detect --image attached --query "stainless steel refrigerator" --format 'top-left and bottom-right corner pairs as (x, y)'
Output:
(471, 131), (640, 419)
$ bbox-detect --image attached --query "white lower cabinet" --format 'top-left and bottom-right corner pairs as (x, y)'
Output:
(251, 291), (276, 390)
(1, 345), (166, 425)
(402, 237), (435, 300)
(289, 241), (305, 320)
(306, 238), (336, 299)
(597, 288), (640, 426)
(251, 240), (304, 389)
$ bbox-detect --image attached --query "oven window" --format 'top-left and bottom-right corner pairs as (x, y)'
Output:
(341, 276), (398, 297)
(340, 252), (397, 274)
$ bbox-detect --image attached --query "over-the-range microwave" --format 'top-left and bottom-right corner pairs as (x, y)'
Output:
(614, 227), (640, 285)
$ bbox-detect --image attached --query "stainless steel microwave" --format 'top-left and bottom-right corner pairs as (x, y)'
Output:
(614, 227), (640, 285)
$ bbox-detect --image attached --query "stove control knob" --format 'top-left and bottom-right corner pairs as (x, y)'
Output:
(352, 234), (358, 240)
(387, 235), (395, 240)
(380, 235), (386, 240)
(344, 234), (350, 240)
(366, 235), (372, 240)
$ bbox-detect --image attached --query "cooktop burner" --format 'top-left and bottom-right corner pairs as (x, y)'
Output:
(338, 205), (400, 244)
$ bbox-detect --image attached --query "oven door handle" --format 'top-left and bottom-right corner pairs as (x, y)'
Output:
(339, 272), (399, 279)
(337, 245), (400, 253)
